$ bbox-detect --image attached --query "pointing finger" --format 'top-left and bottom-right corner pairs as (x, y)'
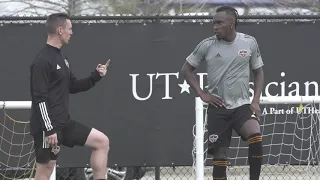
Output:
(105, 59), (110, 66)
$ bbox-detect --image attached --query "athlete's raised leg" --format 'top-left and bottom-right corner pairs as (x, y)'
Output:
(85, 128), (110, 180)
(240, 119), (262, 180)
(233, 105), (263, 180)
(63, 120), (110, 180)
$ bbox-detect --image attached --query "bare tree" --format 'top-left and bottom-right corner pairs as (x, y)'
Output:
(0, 0), (318, 16)
(105, 0), (319, 15)
(107, 0), (171, 15)
(0, 0), (108, 16)
(274, 0), (320, 12)
(105, 0), (214, 15)
(240, 0), (320, 15)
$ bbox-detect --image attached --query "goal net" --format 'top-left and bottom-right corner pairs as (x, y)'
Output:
(192, 96), (320, 180)
(0, 101), (56, 180)
(0, 101), (36, 180)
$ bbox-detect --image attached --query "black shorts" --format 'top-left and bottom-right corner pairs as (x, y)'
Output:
(32, 120), (92, 164)
(207, 104), (259, 155)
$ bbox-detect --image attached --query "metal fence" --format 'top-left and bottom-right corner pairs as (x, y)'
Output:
(1, 13), (320, 23)
(1, 14), (320, 180)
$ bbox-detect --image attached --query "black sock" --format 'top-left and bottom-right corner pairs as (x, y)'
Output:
(247, 133), (263, 180)
(212, 159), (227, 180)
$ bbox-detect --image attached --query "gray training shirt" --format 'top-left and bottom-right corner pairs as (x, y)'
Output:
(186, 32), (264, 109)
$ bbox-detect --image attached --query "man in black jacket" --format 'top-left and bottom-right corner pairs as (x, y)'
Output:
(30, 13), (110, 180)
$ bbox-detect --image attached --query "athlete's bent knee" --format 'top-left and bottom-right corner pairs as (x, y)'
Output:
(86, 128), (110, 151)
(100, 135), (110, 150)
(94, 133), (109, 150)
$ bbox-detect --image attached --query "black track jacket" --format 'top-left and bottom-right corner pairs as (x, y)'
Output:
(29, 44), (102, 136)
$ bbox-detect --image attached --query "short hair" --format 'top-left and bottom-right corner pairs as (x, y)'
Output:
(45, 13), (70, 35)
(216, 6), (239, 27)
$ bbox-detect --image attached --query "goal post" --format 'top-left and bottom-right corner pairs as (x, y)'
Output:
(0, 101), (56, 180)
(194, 96), (320, 180)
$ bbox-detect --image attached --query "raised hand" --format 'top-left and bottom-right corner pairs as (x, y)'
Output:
(96, 59), (110, 77)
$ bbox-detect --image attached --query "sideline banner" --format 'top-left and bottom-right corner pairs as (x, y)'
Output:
(0, 22), (319, 167)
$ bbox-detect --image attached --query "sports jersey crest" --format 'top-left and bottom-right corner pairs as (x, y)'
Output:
(64, 59), (69, 68)
(51, 145), (60, 155)
(238, 49), (249, 58)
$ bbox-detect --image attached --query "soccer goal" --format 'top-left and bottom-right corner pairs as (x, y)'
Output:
(0, 101), (56, 180)
(193, 96), (320, 180)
